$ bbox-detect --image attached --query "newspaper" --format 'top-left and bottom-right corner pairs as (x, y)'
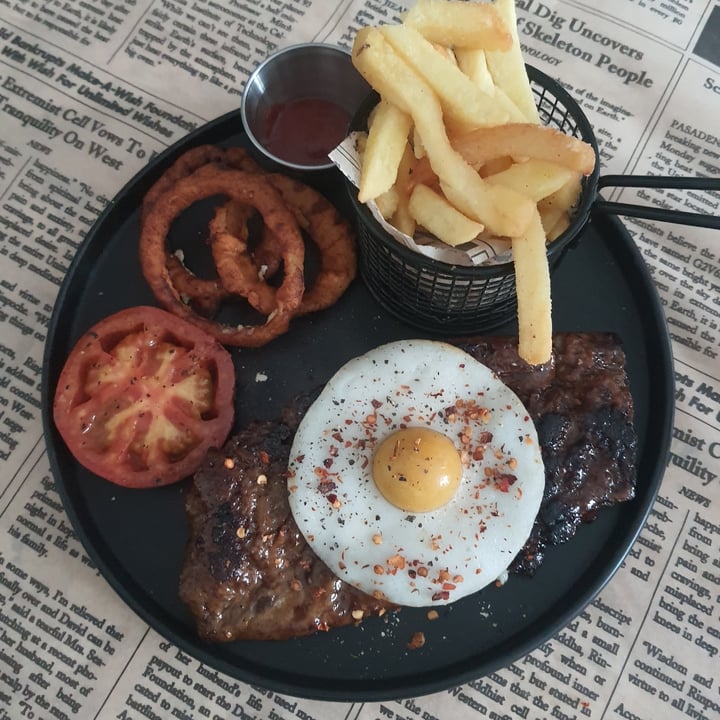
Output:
(0, 0), (718, 718)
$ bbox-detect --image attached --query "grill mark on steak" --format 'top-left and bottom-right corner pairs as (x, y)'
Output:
(180, 332), (637, 640)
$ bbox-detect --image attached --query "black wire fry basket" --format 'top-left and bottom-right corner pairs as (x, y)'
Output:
(346, 65), (720, 335)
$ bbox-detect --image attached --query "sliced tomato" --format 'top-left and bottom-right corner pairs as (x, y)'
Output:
(53, 306), (235, 488)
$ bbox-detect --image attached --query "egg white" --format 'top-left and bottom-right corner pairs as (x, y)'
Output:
(287, 340), (544, 607)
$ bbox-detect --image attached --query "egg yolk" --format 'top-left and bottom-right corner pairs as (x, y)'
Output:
(372, 427), (462, 512)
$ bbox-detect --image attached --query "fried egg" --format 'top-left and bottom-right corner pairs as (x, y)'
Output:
(287, 340), (544, 607)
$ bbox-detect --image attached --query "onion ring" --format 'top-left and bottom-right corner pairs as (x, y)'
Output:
(208, 202), (278, 314)
(142, 145), (225, 217)
(142, 146), (264, 317)
(270, 174), (356, 315)
(223, 146), (264, 174)
(210, 175), (356, 316)
(166, 253), (226, 317)
(251, 228), (283, 279)
(140, 165), (305, 347)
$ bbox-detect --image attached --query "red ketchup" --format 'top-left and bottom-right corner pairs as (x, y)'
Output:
(261, 98), (351, 166)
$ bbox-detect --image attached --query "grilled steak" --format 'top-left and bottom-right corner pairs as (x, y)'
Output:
(180, 332), (637, 640)
(179, 411), (393, 642)
(455, 332), (637, 575)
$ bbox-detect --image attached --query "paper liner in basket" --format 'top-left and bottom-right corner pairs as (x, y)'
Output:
(330, 133), (513, 268)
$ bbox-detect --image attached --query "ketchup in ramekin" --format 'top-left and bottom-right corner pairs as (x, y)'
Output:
(261, 98), (351, 167)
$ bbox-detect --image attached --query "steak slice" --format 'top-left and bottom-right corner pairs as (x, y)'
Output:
(455, 332), (637, 574)
(180, 332), (637, 640)
(179, 415), (393, 642)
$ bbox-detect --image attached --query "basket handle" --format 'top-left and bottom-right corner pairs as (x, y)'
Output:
(593, 174), (720, 230)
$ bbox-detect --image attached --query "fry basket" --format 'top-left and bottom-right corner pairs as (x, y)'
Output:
(346, 66), (599, 335)
(346, 64), (720, 336)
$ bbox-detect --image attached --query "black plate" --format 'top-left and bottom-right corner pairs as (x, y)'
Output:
(41, 109), (674, 701)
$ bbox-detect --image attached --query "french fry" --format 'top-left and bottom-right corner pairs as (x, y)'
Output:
(479, 156), (514, 177)
(403, 0), (512, 50)
(352, 27), (534, 238)
(485, 160), (576, 203)
(381, 24), (524, 127)
(431, 42), (458, 66)
(538, 172), (584, 212)
(359, 99), (413, 203)
(455, 47), (494, 93)
(455, 47), (527, 123)
(451, 124), (596, 175)
(412, 126), (426, 158)
(410, 124), (594, 191)
(544, 211), (571, 241)
(538, 172), (582, 239)
(390, 143), (418, 237)
(437, 178), (531, 239)
(512, 210), (552, 365)
(375, 187), (399, 219)
(408, 184), (484, 247)
(538, 202), (564, 236)
(485, 0), (541, 123)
